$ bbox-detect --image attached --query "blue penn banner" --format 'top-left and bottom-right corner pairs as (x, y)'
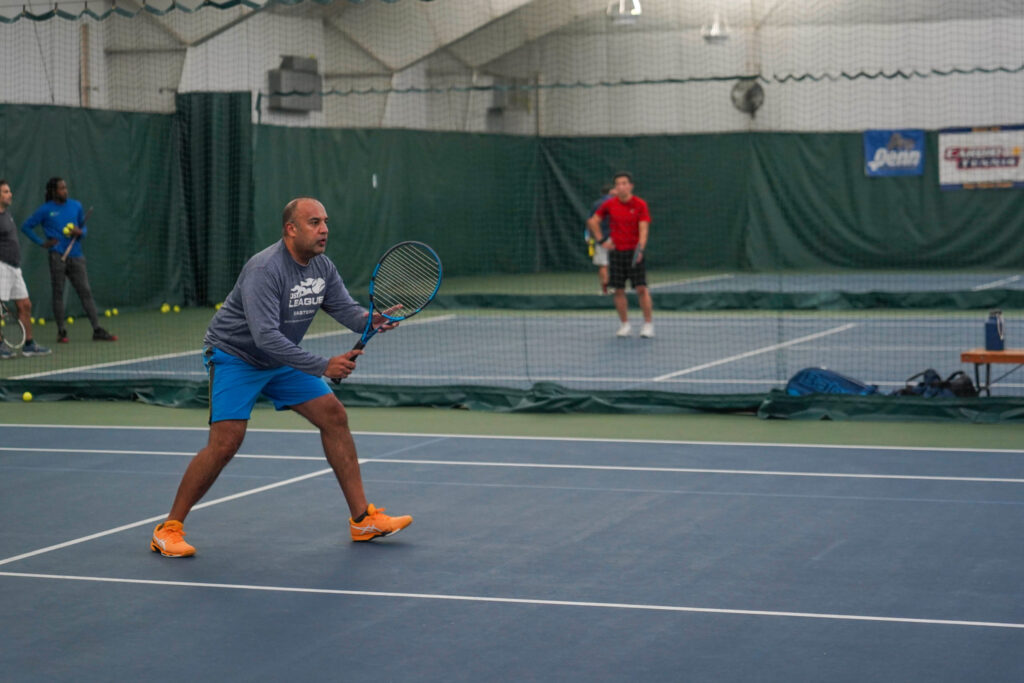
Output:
(863, 129), (925, 177)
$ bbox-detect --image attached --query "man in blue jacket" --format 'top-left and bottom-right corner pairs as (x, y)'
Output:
(21, 177), (116, 343)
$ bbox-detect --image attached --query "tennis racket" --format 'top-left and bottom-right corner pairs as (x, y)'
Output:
(330, 240), (442, 384)
(631, 246), (644, 267)
(0, 300), (26, 351)
(61, 206), (93, 263)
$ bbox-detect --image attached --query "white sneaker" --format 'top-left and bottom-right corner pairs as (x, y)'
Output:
(640, 323), (655, 338)
(616, 323), (632, 337)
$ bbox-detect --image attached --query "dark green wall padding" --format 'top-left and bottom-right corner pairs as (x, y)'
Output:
(4, 97), (1024, 320)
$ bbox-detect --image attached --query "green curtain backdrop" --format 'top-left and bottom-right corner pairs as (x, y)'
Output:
(4, 100), (1024, 311)
(0, 104), (185, 316)
(251, 126), (541, 288)
(744, 132), (1024, 269)
(174, 92), (254, 305)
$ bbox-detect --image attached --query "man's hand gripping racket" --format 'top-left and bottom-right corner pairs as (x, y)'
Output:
(330, 240), (443, 384)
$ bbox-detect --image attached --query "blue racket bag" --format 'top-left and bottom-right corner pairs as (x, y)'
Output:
(785, 367), (879, 396)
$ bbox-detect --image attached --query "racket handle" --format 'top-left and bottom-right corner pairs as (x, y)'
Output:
(330, 341), (368, 384)
(61, 236), (77, 263)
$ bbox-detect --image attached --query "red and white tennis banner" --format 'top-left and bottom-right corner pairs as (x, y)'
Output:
(938, 125), (1024, 189)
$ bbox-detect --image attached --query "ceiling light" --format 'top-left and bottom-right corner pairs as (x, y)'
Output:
(608, 0), (642, 26)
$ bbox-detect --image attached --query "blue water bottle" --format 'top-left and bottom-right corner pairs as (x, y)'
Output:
(985, 310), (1005, 351)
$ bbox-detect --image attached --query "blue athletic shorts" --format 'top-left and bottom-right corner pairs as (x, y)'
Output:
(204, 346), (332, 423)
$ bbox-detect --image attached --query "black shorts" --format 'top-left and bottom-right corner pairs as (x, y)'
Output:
(608, 249), (646, 290)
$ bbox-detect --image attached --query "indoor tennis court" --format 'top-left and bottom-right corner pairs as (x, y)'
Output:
(4, 0), (1024, 680)
(2, 419), (1022, 681)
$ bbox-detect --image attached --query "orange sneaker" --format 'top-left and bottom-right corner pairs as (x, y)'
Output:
(350, 504), (412, 542)
(150, 520), (196, 557)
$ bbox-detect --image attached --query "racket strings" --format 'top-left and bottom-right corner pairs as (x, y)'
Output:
(1, 305), (26, 349)
(372, 244), (441, 318)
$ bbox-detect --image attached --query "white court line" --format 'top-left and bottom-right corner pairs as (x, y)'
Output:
(653, 323), (858, 382)
(3, 446), (1018, 482)
(233, 373), (787, 383)
(360, 458), (1024, 484)
(20, 370), (1024, 389)
(0, 571), (1019, 629)
(971, 275), (1021, 291)
(12, 349), (205, 380)
(3, 423), (1024, 454)
(0, 446), (323, 461)
(10, 314), (457, 380)
(649, 273), (735, 290)
(234, 374), (1020, 389)
(0, 467), (332, 566)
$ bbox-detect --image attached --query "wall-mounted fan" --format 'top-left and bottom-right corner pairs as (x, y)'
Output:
(730, 79), (765, 117)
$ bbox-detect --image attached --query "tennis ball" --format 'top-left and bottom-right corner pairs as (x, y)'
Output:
(22, 391), (33, 402)
(215, 302), (223, 310)
(38, 318), (45, 326)
(160, 303), (170, 314)
(30, 317), (36, 324)
(173, 305), (181, 313)
(63, 226), (72, 237)
(104, 309), (111, 317)
(112, 308), (119, 316)
(66, 316), (74, 324)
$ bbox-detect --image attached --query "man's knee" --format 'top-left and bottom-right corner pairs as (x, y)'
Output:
(319, 396), (350, 431)
(15, 299), (31, 315)
(206, 421), (246, 462)
(317, 395), (351, 432)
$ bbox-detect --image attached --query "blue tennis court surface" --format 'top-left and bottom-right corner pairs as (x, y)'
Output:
(13, 313), (1024, 395)
(1, 426), (1022, 681)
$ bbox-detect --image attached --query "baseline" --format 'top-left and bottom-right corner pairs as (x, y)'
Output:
(3, 424), (1024, 454)
(0, 571), (1020, 630)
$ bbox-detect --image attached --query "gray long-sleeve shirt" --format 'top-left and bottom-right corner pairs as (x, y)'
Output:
(204, 240), (367, 376)
(0, 210), (20, 268)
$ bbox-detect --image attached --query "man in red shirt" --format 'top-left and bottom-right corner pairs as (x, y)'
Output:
(587, 172), (654, 338)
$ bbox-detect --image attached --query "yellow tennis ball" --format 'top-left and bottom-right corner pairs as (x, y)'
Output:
(63, 226), (72, 237)
(215, 302), (223, 310)
(173, 305), (181, 313)
(160, 303), (170, 313)
(39, 318), (46, 325)
(30, 317), (36, 324)
(112, 308), (119, 316)
(66, 316), (74, 324)
(22, 391), (33, 402)
(104, 309), (111, 317)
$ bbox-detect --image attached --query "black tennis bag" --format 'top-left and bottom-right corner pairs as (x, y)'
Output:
(891, 369), (978, 398)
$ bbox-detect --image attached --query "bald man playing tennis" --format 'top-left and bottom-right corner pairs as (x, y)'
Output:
(151, 197), (411, 557)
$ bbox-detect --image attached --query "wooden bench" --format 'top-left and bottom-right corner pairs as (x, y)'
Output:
(960, 348), (1024, 396)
